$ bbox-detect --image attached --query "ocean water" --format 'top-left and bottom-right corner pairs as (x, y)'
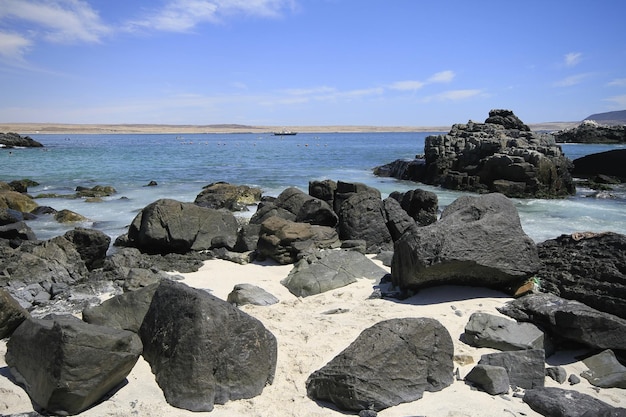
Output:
(2, 132), (625, 244)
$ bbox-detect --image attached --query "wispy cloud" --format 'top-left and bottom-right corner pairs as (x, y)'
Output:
(388, 70), (455, 92)
(564, 52), (582, 67)
(607, 78), (626, 87)
(425, 89), (482, 102)
(0, 31), (32, 62)
(604, 94), (626, 107)
(553, 73), (590, 87)
(126, 0), (295, 32)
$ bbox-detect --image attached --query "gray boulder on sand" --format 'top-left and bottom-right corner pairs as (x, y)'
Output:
(581, 349), (626, 389)
(281, 249), (388, 297)
(498, 292), (626, 351)
(464, 364), (510, 395)
(306, 317), (454, 412)
(478, 349), (545, 389)
(0, 288), (29, 338)
(523, 386), (626, 417)
(5, 314), (142, 416)
(391, 193), (539, 293)
(139, 280), (277, 412)
(127, 198), (239, 254)
(226, 283), (279, 306)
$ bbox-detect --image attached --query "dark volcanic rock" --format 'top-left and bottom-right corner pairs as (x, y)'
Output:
(194, 181), (262, 211)
(524, 387), (626, 417)
(274, 187), (338, 227)
(6, 315), (142, 416)
(388, 188), (438, 226)
(554, 120), (626, 144)
(498, 292), (626, 351)
(0, 220), (36, 243)
(0, 132), (44, 148)
(391, 193), (538, 293)
(139, 280), (277, 412)
(0, 288), (29, 338)
(464, 312), (550, 353)
(127, 198), (239, 254)
(581, 349), (626, 389)
(281, 249), (388, 297)
(572, 149), (626, 180)
(464, 364), (510, 395)
(306, 317), (454, 412)
(537, 232), (626, 319)
(484, 109), (530, 131)
(64, 227), (111, 270)
(338, 192), (393, 253)
(478, 349), (545, 389)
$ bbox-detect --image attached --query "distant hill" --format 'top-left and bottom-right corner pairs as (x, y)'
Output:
(583, 110), (626, 125)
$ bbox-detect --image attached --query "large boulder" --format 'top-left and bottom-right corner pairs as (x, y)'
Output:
(478, 349), (545, 389)
(308, 179), (337, 208)
(498, 292), (626, 351)
(338, 192), (393, 253)
(391, 193), (539, 293)
(464, 312), (550, 353)
(581, 349), (626, 389)
(464, 364), (510, 395)
(388, 188), (438, 226)
(256, 216), (340, 264)
(139, 280), (277, 412)
(383, 197), (417, 241)
(5, 315), (142, 416)
(523, 387), (626, 417)
(572, 149), (626, 180)
(537, 232), (626, 319)
(127, 198), (239, 254)
(0, 190), (38, 213)
(194, 181), (262, 211)
(0, 288), (29, 338)
(375, 110), (575, 198)
(281, 249), (388, 297)
(306, 317), (454, 412)
(64, 227), (111, 270)
(226, 283), (279, 307)
(273, 187), (338, 227)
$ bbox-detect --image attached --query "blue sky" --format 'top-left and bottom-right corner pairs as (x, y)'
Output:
(1, 0), (625, 126)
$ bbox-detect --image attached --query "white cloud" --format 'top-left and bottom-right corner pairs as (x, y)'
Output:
(428, 89), (482, 102)
(564, 52), (582, 67)
(607, 78), (626, 87)
(604, 94), (626, 107)
(389, 80), (425, 91)
(0, 0), (111, 44)
(127, 0), (295, 32)
(428, 70), (455, 83)
(0, 31), (32, 61)
(553, 73), (589, 87)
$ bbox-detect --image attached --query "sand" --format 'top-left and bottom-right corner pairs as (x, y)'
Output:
(1, 257), (623, 416)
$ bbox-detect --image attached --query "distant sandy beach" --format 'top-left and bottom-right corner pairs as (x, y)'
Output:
(0, 122), (579, 135)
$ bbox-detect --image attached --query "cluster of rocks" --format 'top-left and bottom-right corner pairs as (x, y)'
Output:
(2, 178), (626, 415)
(374, 109), (576, 198)
(0, 132), (44, 148)
(554, 120), (626, 144)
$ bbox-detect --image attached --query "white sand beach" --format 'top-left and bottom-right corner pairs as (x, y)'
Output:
(1, 257), (624, 416)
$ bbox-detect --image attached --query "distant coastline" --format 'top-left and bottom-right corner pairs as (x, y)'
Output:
(0, 122), (579, 135)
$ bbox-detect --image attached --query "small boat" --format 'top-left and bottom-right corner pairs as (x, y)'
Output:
(273, 130), (297, 136)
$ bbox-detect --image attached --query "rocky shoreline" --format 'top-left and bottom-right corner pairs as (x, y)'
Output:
(1, 173), (626, 415)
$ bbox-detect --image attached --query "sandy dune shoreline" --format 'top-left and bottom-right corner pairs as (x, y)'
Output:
(0, 122), (578, 135)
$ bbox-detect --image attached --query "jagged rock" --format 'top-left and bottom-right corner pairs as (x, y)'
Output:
(463, 312), (550, 353)
(226, 283), (279, 306)
(374, 110), (575, 198)
(498, 292), (626, 351)
(478, 349), (545, 389)
(464, 364), (510, 395)
(0, 221), (36, 243)
(537, 232), (626, 319)
(383, 197), (416, 241)
(554, 121), (626, 144)
(338, 192), (392, 253)
(391, 193), (539, 293)
(127, 198), (239, 254)
(524, 387), (626, 417)
(82, 283), (159, 333)
(194, 181), (262, 211)
(388, 188), (438, 226)
(0, 288), (29, 338)
(0, 132), (44, 148)
(281, 249), (388, 297)
(256, 216), (340, 264)
(581, 349), (626, 389)
(6, 315), (142, 416)
(0, 190), (38, 213)
(139, 280), (277, 412)
(64, 227), (110, 270)
(306, 317), (454, 412)
(572, 149), (626, 180)
(373, 158), (427, 182)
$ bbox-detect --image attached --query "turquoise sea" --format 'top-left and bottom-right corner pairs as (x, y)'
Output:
(2, 132), (625, 244)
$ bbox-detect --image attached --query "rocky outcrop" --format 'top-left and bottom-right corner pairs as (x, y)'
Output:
(139, 280), (277, 412)
(6, 314), (142, 416)
(554, 120), (626, 144)
(194, 181), (262, 211)
(537, 232), (626, 319)
(572, 149), (626, 180)
(498, 292), (626, 351)
(306, 317), (454, 412)
(463, 312), (550, 353)
(280, 249), (388, 297)
(391, 193), (539, 293)
(375, 110), (575, 198)
(126, 198), (239, 254)
(523, 387), (626, 417)
(0, 132), (44, 148)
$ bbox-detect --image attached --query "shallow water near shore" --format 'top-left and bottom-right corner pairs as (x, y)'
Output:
(2, 132), (625, 244)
